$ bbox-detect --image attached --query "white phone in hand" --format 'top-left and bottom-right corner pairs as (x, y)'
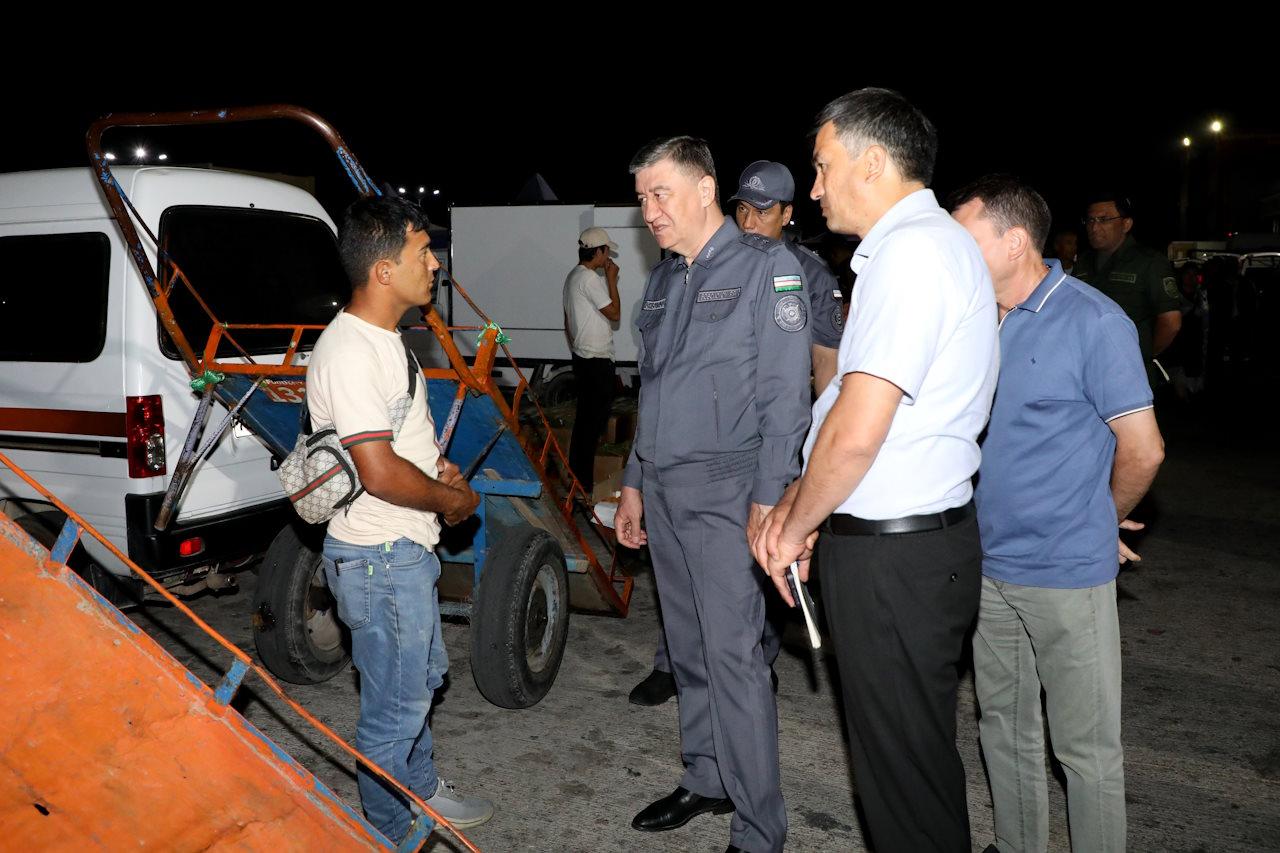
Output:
(786, 561), (821, 650)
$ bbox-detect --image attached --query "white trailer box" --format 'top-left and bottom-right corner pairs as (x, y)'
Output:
(445, 204), (660, 387)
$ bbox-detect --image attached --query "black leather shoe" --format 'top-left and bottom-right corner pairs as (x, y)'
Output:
(628, 668), (677, 706)
(631, 786), (734, 832)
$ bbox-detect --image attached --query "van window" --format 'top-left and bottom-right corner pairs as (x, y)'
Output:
(0, 232), (110, 362)
(158, 206), (351, 359)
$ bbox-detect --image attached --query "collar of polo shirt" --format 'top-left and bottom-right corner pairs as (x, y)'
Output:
(849, 188), (939, 275)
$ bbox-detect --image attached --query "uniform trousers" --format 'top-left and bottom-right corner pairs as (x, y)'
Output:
(819, 513), (981, 853)
(641, 458), (785, 853)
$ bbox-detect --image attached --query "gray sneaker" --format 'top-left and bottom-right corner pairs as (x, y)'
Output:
(425, 778), (495, 829)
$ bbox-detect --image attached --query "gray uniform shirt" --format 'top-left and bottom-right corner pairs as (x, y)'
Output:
(786, 241), (843, 350)
(622, 218), (812, 505)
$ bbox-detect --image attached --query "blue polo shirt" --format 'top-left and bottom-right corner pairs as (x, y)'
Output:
(975, 260), (1152, 588)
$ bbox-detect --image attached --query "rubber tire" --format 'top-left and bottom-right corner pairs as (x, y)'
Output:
(14, 509), (142, 608)
(539, 369), (578, 408)
(470, 527), (570, 709)
(252, 522), (350, 684)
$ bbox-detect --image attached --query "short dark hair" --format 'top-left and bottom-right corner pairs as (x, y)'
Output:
(950, 174), (1052, 250)
(628, 136), (718, 191)
(339, 195), (430, 288)
(1085, 191), (1134, 219)
(578, 245), (606, 264)
(815, 88), (938, 185)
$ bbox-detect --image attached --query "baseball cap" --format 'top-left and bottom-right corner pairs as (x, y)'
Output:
(579, 227), (618, 252)
(730, 160), (795, 209)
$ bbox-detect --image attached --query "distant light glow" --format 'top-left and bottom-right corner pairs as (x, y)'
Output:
(104, 152), (117, 161)
(1210, 120), (1224, 133)
(432, 189), (441, 196)
(1182, 137), (1192, 147)
(134, 147), (147, 159)
(398, 187), (406, 194)
(158, 153), (169, 161)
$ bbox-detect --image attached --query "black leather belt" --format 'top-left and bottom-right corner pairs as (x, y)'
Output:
(821, 501), (974, 536)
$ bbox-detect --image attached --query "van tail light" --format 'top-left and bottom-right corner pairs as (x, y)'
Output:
(125, 395), (166, 478)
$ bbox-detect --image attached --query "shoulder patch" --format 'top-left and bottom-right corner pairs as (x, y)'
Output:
(773, 274), (803, 292)
(1163, 277), (1179, 298)
(831, 305), (844, 330)
(774, 293), (807, 332)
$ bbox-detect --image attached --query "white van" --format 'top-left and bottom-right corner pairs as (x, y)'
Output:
(0, 166), (350, 681)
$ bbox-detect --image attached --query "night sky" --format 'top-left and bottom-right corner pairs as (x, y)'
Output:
(6, 52), (1275, 248)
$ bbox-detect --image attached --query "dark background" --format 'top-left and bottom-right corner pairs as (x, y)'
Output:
(6, 52), (1276, 248)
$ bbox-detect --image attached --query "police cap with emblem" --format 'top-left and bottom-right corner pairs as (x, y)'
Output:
(730, 160), (795, 210)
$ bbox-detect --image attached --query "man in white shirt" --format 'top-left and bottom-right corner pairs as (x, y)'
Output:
(754, 88), (999, 852)
(308, 195), (492, 841)
(562, 226), (621, 492)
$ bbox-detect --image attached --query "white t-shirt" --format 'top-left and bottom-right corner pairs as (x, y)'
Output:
(563, 264), (615, 359)
(803, 189), (999, 519)
(307, 311), (443, 548)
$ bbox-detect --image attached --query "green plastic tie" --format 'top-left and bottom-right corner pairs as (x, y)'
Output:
(476, 321), (511, 346)
(190, 370), (225, 392)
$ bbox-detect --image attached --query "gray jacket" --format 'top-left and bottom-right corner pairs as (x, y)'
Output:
(622, 219), (812, 505)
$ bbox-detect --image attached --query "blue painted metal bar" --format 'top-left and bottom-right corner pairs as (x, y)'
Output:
(214, 659), (250, 706)
(50, 518), (81, 565)
(398, 811), (433, 852)
(472, 499), (488, 589)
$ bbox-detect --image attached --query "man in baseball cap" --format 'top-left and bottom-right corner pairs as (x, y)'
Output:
(731, 161), (842, 394)
(562, 226), (622, 492)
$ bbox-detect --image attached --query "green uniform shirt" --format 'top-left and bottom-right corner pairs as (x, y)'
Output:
(1073, 234), (1180, 384)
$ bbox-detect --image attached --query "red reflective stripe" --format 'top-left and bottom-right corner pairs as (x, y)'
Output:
(340, 430), (393, 448)
(0, 408), (127, 437)
(289, 464), (344, 501)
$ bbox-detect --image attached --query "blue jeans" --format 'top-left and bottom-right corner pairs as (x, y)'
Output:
(322, 536), (448, 843)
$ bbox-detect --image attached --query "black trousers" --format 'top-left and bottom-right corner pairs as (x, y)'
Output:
(819, 514), (981, 853)
(568, 354), (615, 491)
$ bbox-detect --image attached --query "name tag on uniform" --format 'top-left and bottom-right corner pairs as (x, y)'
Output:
(1109, 272), (1138, 284)
(695, 288), (741, 303)
(643, 298), (666, 311)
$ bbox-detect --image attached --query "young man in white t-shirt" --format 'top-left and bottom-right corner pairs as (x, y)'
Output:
(561, 226), (620, 491)
(307, 196), (491, 841)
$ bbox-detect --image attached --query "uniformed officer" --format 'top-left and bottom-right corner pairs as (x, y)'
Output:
(627, 159), (844, 708)
(1073, 193), (1182, 386)
(615, 136), (811, 853)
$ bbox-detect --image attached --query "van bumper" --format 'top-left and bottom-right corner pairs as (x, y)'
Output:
(125, 492), (294, 579)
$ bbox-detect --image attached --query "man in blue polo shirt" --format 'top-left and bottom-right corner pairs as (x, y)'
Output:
(952, 175), (1166, 853)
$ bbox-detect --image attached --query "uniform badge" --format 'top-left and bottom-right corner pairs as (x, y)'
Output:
(773, 274), (803, 292)
(832, 305), (844, 330)
(774, 294), (807, 332)
(1163, 276), (1179, 298)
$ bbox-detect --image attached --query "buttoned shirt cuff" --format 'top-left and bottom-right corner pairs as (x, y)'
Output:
(622, 460), (643, 491)
(750, 478), (785, 506)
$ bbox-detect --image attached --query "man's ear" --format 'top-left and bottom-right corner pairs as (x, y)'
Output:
(781, 203), (794, 224)
(373, 257), (394, 286)
(863, 145), (888, 183)
(699, 175), (716, 209)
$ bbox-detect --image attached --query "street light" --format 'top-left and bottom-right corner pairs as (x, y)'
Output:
(397, 187), (406, 194)
(432, 189), (441, 196)
(1210, 119), (1224, 134)
(134, 147), (148, 160)
(1182, 137), (1192, 147)
(158, 153), (168, 161)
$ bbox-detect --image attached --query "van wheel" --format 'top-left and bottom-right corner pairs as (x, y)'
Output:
(253, 522), (349, 684)
(13, 510), (143, 608)
(539, 369), (578, 408)
(470, 528), (569, 709)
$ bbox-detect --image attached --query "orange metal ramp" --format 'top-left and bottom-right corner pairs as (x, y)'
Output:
(0, 511), (388, 850)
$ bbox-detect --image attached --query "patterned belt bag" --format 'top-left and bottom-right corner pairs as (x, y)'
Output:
(277, 338), (419, 525)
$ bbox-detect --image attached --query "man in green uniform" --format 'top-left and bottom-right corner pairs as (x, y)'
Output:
(1072, 193), (1181, 387)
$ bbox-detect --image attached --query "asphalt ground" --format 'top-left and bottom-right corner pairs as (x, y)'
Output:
(127, 397), (1280, 851)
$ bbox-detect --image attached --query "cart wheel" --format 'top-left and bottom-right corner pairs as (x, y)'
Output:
(539, 369), (578, 408)
(253, 522), (349, 685)
(471, 528), (570, 709)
